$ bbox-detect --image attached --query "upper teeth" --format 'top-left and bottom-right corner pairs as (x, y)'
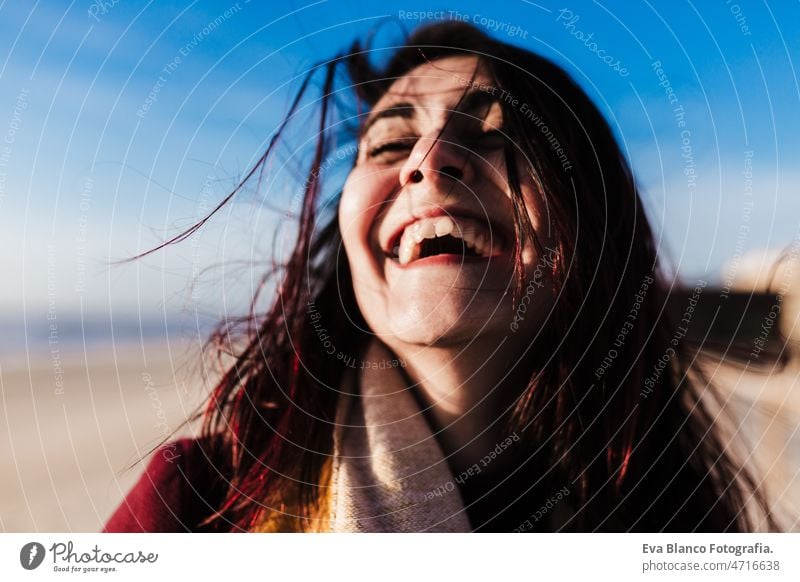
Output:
(393, 216), (501, 265)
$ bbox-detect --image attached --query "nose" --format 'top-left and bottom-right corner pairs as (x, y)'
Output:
(398, 131), (474, 187)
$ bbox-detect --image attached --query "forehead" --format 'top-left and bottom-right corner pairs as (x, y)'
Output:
(372, 55), (490, 110)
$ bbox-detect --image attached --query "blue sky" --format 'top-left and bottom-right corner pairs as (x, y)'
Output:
(0, 0), (798, 339)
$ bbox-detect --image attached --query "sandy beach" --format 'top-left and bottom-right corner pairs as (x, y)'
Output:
(0, 338), (207, 531)
(712, 360), (800, 530)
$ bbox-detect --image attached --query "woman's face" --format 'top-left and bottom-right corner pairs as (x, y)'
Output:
(339, 55), (552, 351)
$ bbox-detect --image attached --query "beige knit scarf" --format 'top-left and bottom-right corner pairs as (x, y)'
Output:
(328, 339), (472, 532)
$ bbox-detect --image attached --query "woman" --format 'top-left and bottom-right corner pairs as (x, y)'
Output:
(103, 20), (779, 533)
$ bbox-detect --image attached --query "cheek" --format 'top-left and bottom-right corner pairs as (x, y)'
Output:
(480, 152), (550, 257)
(338, 166), (399, 336)
(339, 163), (406, 291)
(339, 166), (388, 256)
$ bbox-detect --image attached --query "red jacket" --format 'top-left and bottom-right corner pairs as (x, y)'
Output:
(103, 438), (228, 532)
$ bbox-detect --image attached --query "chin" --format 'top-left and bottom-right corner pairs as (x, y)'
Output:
(376, 298), (504, 348)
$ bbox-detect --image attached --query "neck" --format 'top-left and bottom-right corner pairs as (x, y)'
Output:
(376, 335), (533, 477)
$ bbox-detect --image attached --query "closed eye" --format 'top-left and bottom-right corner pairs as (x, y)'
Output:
(471, 129), (506, 148)
(365, 136), (417, 159)
(364, 129), (505, 161)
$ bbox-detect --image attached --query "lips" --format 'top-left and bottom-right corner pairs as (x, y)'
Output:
(384, 208), (508, 266)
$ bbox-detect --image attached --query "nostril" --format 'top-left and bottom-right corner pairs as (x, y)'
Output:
(440, 165), (463, 180)
(409, 169), (424, 183)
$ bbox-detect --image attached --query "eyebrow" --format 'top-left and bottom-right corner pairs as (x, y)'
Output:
(360, 90), (501, 136)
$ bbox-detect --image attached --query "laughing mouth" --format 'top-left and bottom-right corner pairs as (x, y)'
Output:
(388, 215), (505, 266)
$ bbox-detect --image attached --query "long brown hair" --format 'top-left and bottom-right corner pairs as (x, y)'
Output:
(140, 21), (781, 532)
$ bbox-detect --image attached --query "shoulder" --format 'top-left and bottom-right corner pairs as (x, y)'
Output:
(102, 437), (228, 533)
